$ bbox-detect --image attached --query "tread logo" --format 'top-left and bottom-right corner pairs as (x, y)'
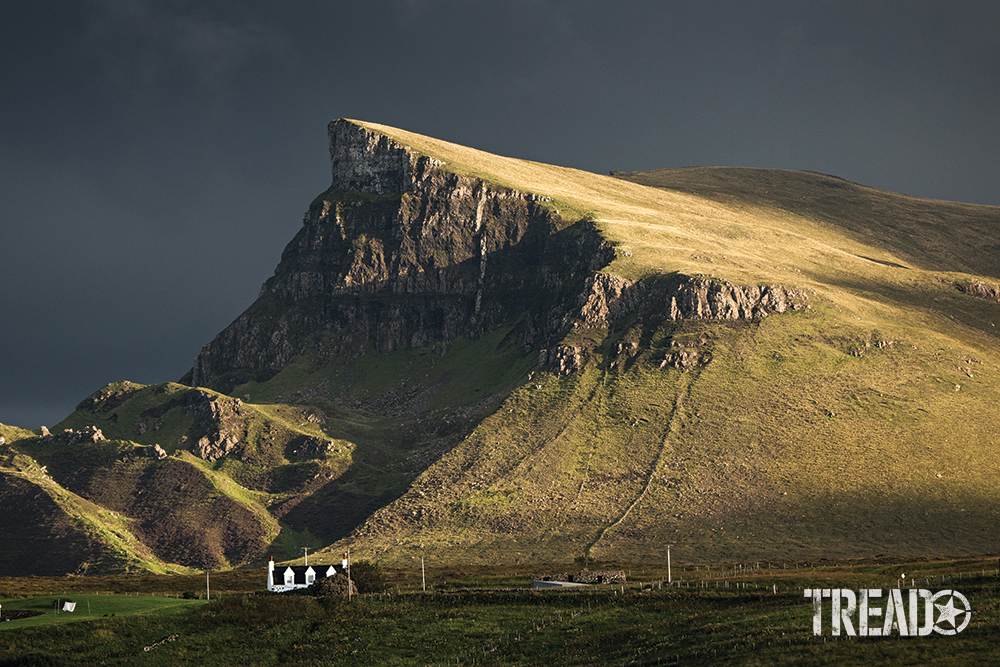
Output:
(804, 588), (971, 636)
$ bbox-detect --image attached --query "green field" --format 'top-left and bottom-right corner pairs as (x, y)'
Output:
(0, 594), (204, 631)
(0, 559), (998, 665)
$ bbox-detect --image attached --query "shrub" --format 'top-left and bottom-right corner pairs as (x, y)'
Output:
(348, 560), (386, 594)
(308, 573), (355, 597)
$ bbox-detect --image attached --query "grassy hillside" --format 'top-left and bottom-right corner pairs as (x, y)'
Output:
(613, 166), (1000, 278)
(0, 453), (183, 575)
(338, 301), (1000, 565)
(3, 382), (371, 572)
(313, 122), (1000, 566)
(226, 325), (539, 548)
(6, 120), (999, 574)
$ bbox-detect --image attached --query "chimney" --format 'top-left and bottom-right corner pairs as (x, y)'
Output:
(267, 556), (275, 591)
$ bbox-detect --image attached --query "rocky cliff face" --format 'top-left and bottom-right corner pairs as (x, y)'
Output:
(183, 120), (613, 391)
(537, 273), (808, 375)
(183, 120), (807, 392)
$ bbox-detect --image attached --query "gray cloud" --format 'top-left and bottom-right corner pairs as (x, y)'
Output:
(1, 1), (997, 429)
(82, 0), (292, 88)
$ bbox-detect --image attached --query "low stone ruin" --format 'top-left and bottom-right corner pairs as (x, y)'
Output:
(538, 569), (627, 585)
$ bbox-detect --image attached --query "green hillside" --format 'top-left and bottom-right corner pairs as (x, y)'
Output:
(316, 122), (1000, 566)
(346, 297), (1000, 565)
(0, 427), (185, 575)
(4, 120), (999, 574)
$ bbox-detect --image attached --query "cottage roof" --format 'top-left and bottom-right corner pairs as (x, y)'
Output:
(279, 565), (314, 586)
(276, 563), (343, 587)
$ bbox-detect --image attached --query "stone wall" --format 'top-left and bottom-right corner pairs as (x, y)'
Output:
(539, 569), (627, 585)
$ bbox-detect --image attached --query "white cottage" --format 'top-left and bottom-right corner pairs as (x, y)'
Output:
(266, 555), (348, 592)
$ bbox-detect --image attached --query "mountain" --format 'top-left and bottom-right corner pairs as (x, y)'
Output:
(2, 120), (999, 574)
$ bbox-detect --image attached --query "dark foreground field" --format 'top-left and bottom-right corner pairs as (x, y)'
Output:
(1, 557), (998, 666)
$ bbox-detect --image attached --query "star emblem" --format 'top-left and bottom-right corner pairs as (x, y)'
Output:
(936, 598), (963, 627)
(931, 590), (972, 635)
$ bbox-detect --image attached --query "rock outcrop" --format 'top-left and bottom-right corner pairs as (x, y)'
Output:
(569, 272), (808, 329)
(573, 273), (642, 328)
(288, 435), (337, 459)
(659, 338), (713, 372)
(957, 280), (1000, 302)
(42, 425), (106, 445)
(187, 396), (244, 461)
(538, 345), (588, 376)
(662, 276), (806, 320)
(130, 443), (168, 460)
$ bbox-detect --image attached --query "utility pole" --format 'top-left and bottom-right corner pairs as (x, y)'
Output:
(206, 570), (210, 601)
(667, 545), (673, 584)
(347, 548), (352, 601)
(422, 557), (426, 592)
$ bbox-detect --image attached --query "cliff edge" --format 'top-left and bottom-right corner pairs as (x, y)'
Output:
(183, 120), (807, 393)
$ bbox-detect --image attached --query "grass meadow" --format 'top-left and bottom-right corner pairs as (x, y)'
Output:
(1, 558), (999, 665)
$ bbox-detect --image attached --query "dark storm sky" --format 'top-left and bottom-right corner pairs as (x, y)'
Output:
(2, 1), (998, 429)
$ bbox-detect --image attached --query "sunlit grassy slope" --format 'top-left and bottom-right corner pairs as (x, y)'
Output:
(358, 119), (999, 284)
(326, 121), (1000, 566)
